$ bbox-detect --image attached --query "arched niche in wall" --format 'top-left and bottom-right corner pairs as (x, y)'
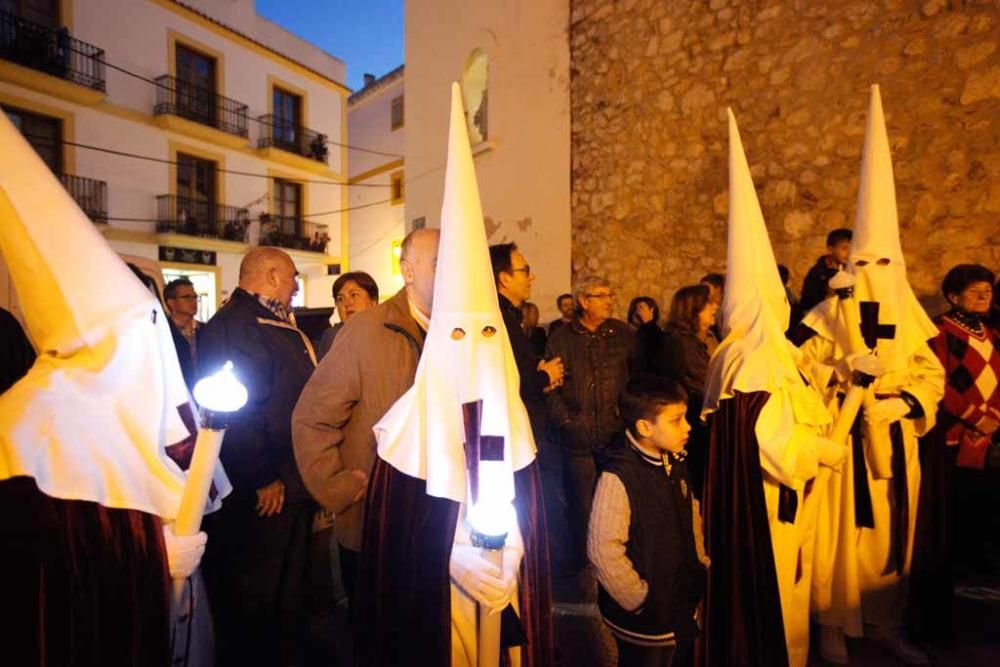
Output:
(461, 48), (489, 145)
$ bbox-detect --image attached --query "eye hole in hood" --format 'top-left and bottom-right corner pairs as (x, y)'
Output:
(481, 325), (497, 338)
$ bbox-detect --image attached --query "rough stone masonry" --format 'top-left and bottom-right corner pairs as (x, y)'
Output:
(570, 0), (999, 316)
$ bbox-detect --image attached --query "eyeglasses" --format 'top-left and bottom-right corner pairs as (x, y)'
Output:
(511, 265), (532, 275)
(584, 292), (614, 300)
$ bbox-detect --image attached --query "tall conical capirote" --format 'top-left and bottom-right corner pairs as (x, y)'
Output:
(374, 83), (536, 505)
(835, 84), (937, 371)
(703, 109), (826, 429)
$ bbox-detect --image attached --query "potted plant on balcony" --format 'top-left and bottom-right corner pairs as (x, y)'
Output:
(310, 134), (328, 163)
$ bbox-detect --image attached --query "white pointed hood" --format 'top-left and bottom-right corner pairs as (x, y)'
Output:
(374, 83), (536, 505)
(703, 110), (827, 429)
(803, 85), (937, 377)
(0, 112), (227, 519)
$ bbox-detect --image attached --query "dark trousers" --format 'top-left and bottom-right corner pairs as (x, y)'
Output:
(537, 433), (572, 571)
(615, 638), (676, 667)
(203, 495), (314, 667)
(339, 544), (359, 606)
(564, 450), (597, 571)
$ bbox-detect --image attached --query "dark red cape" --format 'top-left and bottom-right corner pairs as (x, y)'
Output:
(0, 476), (171, 666)
(357, 458), (553, 666)
(701, 391), (788, 666)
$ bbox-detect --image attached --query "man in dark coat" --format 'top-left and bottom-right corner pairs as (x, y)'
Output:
(488, 242), (565, 444)
(799, 228), (852, 314)
(164, 277), (202, 391)
(198, 247), (318, 667)
(546, 276), (636, 577)
(490, 242), (570, 588)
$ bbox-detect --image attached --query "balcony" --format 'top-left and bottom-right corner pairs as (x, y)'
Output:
(60, 173), (107, 224)
(153, 75), (248, 143)
(156, 194), (249, 242)
(0, 10), (105, 96)
(257, 115), (329, 170)
(260, 214), (329, 253)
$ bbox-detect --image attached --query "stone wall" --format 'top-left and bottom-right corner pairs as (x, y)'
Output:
(570, 0), (999, 317)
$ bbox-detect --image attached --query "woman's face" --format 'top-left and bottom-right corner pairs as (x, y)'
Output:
(335, 280), (376, 322)
(697, 300), (719, 332)
(950, 281), (993, 315)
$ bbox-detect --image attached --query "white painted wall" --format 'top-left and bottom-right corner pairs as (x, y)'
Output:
(346, 73), (405, 300)
(404, 0), (571, 321)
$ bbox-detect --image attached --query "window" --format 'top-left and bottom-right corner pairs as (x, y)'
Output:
(461, 49), (488, 144)
(390, 171), (404, 205)
(3, 106), (62, 174)
(176, 153), (216, 205)
(273, 178), (302, 236)
(4, 0), (60, 28)
(390, 95), (404, 130)
(175, 153), (217, 233)
(272, 86), (302, 149)
(175, 43), (216, 123)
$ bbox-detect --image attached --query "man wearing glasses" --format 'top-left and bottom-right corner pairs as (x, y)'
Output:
(164, 277), (202, 390)
(545, 276), (637, 601)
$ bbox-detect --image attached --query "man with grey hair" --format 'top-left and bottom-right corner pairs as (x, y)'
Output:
(545, 275), (636, 597)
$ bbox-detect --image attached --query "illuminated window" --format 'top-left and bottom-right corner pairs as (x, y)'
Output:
(391, 238), (402, 276)
(390, 171), (404, 205)
(391, 95), (404, 130)
(461, 49), (488, 145)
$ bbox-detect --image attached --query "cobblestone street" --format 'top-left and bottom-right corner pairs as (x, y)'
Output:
(551, 574), (1000, 667)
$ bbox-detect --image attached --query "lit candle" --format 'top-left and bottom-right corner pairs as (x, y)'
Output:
(171, 362), (247, 599)
(468, 461), (517, 667)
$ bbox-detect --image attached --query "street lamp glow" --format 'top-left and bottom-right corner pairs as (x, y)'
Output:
(193, 361), (248, 413)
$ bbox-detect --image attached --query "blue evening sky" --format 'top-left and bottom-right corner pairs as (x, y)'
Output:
(255, 0), (404, 92)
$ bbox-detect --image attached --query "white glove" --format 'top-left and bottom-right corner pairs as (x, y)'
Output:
(449, 543), (521, 614)
(162, 523), (207, 579)
(815, 436), (847, 470)
(833, 352), (867, 384)
(865, 397), (910, 425)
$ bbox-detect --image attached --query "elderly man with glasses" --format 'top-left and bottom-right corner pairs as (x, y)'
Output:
(545, 275), (637, 600)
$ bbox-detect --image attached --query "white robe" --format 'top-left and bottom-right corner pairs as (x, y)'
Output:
(800, 332), (944, 635)
(755, 384), (828, 667)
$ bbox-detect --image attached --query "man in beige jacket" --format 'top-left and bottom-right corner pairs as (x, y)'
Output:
(292, 227), (439, 605)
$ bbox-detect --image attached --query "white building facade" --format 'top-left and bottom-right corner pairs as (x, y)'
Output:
(345, 65), (405, 300)
(403, 0), (571, 321)
(0, 0), (350, 320)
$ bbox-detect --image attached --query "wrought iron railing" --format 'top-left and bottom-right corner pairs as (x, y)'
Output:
(257, 114), (328, 163)
(260, 214), (329, 252)
(153, 75), (248, 138)
(60, 173), (107, 223)
(156, 194), (249, 241)
(0, 10), (105, 90)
